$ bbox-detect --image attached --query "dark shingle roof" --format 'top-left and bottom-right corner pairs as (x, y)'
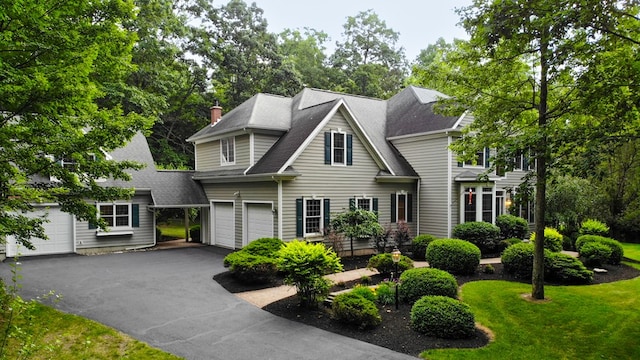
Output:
(386, 86), (459, 138)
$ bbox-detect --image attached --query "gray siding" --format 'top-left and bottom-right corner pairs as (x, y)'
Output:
(392, 134), (451, 238)
(75, 194), (154, 250)
(253, 133), (279, 164)
(281, 111), (417, 253)
(194, 134), (251, 171)
(203, 182), (278, 249)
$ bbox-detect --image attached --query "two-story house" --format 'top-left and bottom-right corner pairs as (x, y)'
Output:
(187, 86), (531, 254)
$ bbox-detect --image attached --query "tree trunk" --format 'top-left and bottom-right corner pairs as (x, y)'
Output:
(532, 34), (550, 300)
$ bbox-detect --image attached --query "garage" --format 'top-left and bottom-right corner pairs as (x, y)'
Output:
(212, 202), (234, 248)
(7, 207), (74, 257)
(245, 203), (274, 246)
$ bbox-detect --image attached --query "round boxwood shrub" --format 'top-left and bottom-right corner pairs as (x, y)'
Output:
(243, 237), (284, 257)
(580, 242), (612, 267)
(366, 253), (414, 276)
(399, 267), (458, 303)
(576, 235), (624, 265)
(411, 234), (437, 260)
(529, 227), (563, 252)
(545, 252), (593, 284)
(410, 295), (475, 339)
(332, 292), (381, 329)
(579, 219), (610, 237)
(501, 242), (536, 279)
(495, 214), (529, 240)
(425, 239), (480, 275)
(452, 221), (501, 253)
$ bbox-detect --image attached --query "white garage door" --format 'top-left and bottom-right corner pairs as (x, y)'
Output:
(245, 203), (273, 245)
(7, 208), (74, 257)
(212, 202), (234, 248)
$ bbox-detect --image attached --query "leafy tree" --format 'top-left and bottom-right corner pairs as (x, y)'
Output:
(278, 28), (334, 89)
(189, 0), (302, 109)
(0, 0), (152, 249)
(545, 176), (598, 237)
(412, 0), (638, 299)
(330, 9), (407, 98)
(331, 208), (383, 257)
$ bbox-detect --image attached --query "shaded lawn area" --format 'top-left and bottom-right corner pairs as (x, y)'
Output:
(622, 242), (640, 262)
(2, 302), (181, 360)
(157, 222), (188, 240)
(423, 276), (640, 359)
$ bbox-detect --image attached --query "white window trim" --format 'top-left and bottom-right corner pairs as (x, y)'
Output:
(96, 203), (133, 235)
(395, 192), (408, 223)
(460, 185), (496, 223)
(220, 137), (235, 165)
(355, 196), (373, 211)
(331, 130), (347, 166)
(303, 197), (324, 236)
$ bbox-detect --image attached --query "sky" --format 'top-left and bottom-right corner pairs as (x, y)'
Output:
(249, 0), (472, 61)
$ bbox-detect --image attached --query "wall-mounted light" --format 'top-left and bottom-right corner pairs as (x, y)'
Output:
(233, 191), (240, 198)
(505, 197), (512, 208)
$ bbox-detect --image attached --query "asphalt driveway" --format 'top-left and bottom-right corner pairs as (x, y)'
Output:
(0, 247), (416, 360)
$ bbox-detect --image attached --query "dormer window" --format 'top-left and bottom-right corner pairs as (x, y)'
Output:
(324, 131), (352, 166)
(221, 137), (235, 165)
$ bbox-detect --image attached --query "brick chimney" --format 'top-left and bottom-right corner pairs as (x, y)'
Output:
(210, 105), (222, 126)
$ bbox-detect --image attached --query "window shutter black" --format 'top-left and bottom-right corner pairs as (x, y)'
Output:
(324, 199), (331, 229)
(457, 161), (463, 167)
(485, 148), (491, 168)
(390, 194), (396, 223)
(324, 132), (331, 164)
(132, 204), (140, 227)
(349, 198), (355, 211)
(407, 194), (413, 222)
(372, 198), (378, 214)
(346, 134), (353, 165)
(296, 198), (303, 237)
(523, 153), (529, 170)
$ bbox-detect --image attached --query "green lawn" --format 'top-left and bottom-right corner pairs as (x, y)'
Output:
(422, 277), (640, 359)
(621, 242), (640, 262)
(2, 302), (181, 359)
(157, 222), (189, 239)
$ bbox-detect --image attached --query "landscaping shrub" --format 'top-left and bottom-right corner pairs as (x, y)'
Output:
(399, 268), (458, 303)
(242, 237), (284, 257)
(579, 242), (612, 267)
(529, 227), (563, 252)
(223, 251), (279, 284)
(545, 252), (593, 284)
(332, 292), (381, 329)
(495, 214), (529, 240)
(350, 285), (377, 303)
(374, 281), (396, 306)
(411, 234), (436, 260)
(562, 234), (575, 251)
(575, 235), (624, 265)
(425, 239), (480, 275)
(501, 242), (536, 279)
(452, 221), (501, 253)
(189, 225), (201, 242)
(483, 264), (495, 274)
(366, 253), (414, 276)
(410, 295), (475, 339)
(277, 240), (343, 307)
(500, 237), (523, 249)
(579, 219), (610, 237)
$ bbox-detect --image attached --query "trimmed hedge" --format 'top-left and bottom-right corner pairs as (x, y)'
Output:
(411, 234), (437, 260)
(399, 267), (458, 303)
(425, 239), (481, 275)
(332, 292), (381, 329)
(575, 235), (624, 265)
(367, 253), (414, 276)
(529, 227), (563, 252)
(410, 295), (475, 339)
(223, 251), (279, 284)
(501, 242), (593, 284)
(495, 214), (529, 240)
(579, 242), (612, 267)
(579, 219), (610, 237)
(452, 221), (501, 253)
(242, 237), (284, 257)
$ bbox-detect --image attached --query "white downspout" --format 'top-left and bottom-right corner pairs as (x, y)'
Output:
(277, 179), (283, 239)
(416, 179), (420, 235)
(447, 135), (453, 238)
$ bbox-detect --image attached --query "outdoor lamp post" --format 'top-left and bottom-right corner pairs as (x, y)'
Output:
(391, 247), (401, 310)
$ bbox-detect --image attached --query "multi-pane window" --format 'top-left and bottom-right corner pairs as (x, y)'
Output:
(397, 194), (407, 222)
(356, 197), (372, 211)
(464, 148), (487, 167)
(304, 198), (322, 235)
(99, 204), (131, 228)
(332, 131), (346, 165)
(221, 137), (235, 165)
(495, 190), (506, 219)
(462, 186), (496, 223)
(463, 187), (476, 223)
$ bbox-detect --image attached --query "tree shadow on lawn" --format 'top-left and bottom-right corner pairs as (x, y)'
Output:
(215, 258), (640, 358)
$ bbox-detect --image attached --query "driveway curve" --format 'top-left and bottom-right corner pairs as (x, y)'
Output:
(0, 247), (416, 360)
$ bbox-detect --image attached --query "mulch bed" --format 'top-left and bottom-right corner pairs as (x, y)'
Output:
(214, 257), (640, 358)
